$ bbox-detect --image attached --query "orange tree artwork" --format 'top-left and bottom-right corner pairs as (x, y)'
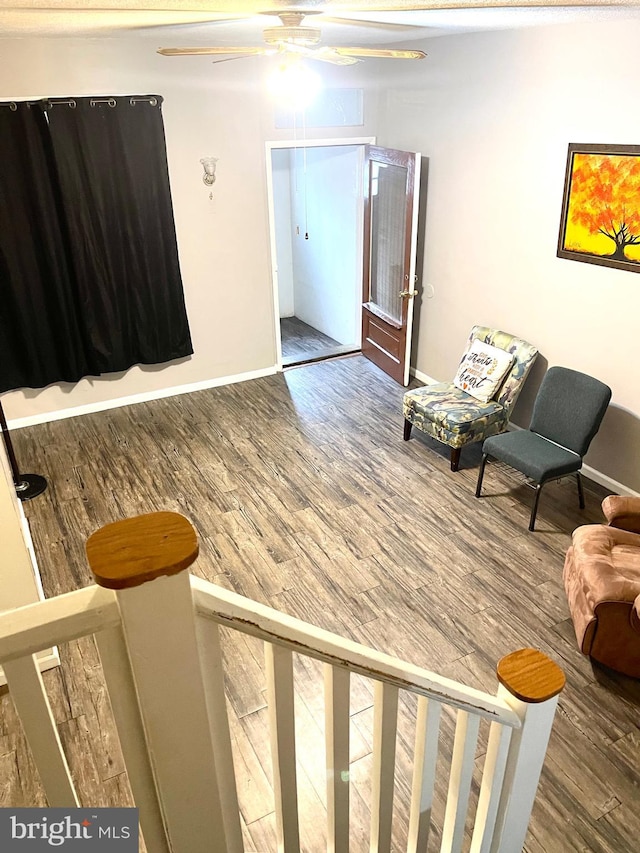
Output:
(558, 143), (640, 273)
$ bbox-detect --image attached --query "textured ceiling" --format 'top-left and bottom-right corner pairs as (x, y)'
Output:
(0, 1), (639, 42)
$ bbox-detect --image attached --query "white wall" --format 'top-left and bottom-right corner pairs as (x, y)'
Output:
(271, 149), (295, 318)
(0, 39), (378, 423)
(374, 17), (640, 492)
(290, 145), (361, 346)
(0, 440), (45, 611)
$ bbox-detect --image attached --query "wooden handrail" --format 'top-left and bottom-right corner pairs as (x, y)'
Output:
(497, 647), (566, 703)
(191, 575), (522, 727)
(86, 511), (199, 589)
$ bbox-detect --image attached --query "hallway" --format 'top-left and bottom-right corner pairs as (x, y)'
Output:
(280, 316), (358, 366)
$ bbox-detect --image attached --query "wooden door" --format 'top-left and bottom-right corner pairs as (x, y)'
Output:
(361, 146), (421, 386)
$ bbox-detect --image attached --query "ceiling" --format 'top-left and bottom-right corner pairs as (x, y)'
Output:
(1, 1), (640, 45)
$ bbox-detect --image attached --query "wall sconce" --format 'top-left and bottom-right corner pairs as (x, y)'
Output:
(200, 156), (218, 186)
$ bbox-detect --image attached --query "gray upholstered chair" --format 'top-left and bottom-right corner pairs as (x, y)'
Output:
(403, 326), (538, 471)
(475, 366), (612, 531)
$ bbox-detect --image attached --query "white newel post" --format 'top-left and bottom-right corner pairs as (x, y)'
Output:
(86, 512), (229, 853)
(487, 648), (565, 853)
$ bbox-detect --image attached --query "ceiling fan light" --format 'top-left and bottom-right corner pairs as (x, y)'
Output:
(267, 60), (322, 109)
(263, 25), (321, 46)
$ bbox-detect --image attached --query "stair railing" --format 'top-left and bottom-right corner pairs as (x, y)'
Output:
(0, 511), (565, 853)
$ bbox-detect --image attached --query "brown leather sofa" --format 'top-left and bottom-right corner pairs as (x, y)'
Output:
(563, 496), (640, 678)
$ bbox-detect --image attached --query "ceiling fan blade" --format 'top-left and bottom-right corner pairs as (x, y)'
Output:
(157, 46), (274, 56)
(148, 16), (253, 31)
(211, 55), (257, 65)
(319, 15), (429, 32)
(333, 47), (427, 60)
(310, 47), (360, 66)
(278, 43), (359, 65)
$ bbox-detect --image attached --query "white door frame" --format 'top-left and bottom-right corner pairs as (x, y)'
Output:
(265, 136), (376, 370)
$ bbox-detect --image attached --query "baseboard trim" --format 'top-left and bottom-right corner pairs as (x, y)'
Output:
(579, 462), (639, 497)
(506, 421), (639, 497)
(410, 367), (438, 385)
(7, 366), (279, 430)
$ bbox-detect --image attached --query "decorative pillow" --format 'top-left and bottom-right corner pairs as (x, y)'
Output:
(453, 338), (514, 403)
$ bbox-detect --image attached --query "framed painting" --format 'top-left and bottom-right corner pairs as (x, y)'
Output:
(557, 143), (640, 273)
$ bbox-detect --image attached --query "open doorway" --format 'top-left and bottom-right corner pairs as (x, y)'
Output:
(267, 138), (374, 367)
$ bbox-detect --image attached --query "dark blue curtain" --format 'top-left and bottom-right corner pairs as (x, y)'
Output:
(0, 95), (192, 393)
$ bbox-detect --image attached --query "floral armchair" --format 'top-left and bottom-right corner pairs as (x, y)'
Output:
(402, 325), (538, 471)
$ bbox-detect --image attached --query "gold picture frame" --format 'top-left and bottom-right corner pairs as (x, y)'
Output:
(557, 143), (640, 273)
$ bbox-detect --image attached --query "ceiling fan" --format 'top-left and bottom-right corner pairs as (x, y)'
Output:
(157, 10), (427, 65)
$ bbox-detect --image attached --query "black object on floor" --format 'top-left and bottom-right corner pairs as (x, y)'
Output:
(0, 399), (47, 501)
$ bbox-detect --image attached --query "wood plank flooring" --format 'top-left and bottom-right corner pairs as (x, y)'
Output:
(280, 316), (356, 366)
(3, 354), (640, 852)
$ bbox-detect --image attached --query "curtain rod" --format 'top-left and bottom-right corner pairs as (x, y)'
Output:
(44, 98), (77, 108)
(89, 97), (161, 107)
(2, 95), (163, 109)
(131, 96), (160, 106)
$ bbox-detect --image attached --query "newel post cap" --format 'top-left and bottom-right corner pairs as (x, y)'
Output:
(497, 648), (566, 703)
(86, 511), (199, 590)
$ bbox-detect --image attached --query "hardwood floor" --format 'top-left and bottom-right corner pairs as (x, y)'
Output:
(3, 354), (640, 852)
(280, 316), (357, 366)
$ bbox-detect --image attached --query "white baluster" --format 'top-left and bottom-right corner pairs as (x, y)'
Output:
(95, 624), (170, 853)
(196, 614), (244, 853)
(407, 696), (441, 853)
(324, 663), (350, 853)
(370, 680), (399, 853)
(469, 721), (512, 853)
(265, 642), (300, 852)
(440, 710), (480, 853)
(3, 654), (78, 807)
